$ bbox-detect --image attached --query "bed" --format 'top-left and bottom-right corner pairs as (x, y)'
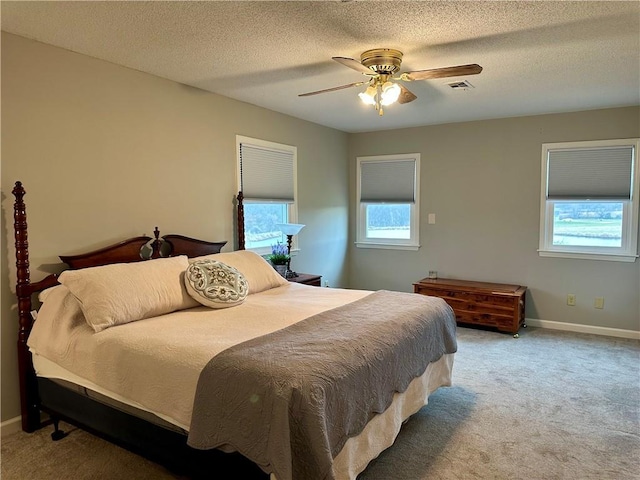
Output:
(11, 181), (457, 479)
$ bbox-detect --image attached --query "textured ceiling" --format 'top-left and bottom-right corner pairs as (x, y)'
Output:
(2, 1), (639, 133)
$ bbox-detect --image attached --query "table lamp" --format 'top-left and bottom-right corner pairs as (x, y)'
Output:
(275, 223), (305, 278)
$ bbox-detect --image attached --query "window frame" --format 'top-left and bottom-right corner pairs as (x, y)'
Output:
(236, 135), (299, 256)
(355, 153), (420, 251)
(538, 138), (639, 262)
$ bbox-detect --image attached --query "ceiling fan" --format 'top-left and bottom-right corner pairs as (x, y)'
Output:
(299, 48), (482, 116)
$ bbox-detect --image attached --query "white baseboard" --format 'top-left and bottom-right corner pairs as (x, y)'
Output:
(526, 318), (640, 340)
(1, 416), (22, 437)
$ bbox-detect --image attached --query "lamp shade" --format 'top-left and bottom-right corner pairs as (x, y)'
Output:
(275, 223), (305, 236)
(380, 82), (401, 106)
(358, 86), (377, 105)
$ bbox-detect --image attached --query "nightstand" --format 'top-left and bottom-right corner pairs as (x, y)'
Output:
(287, 273), (322, 286)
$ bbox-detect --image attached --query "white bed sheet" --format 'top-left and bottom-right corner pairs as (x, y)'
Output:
(29, 282), (370, 428)
(28, 281), (454, 479)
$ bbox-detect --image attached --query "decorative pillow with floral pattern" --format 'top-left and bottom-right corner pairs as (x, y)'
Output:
(184, 259), (248, 309)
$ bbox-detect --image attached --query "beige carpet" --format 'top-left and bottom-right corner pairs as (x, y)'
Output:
(2, 327), (639, 479)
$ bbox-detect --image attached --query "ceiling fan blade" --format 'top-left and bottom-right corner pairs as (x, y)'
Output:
(298, 81), (368, 97)
(332, 56), (377, 76)
(402, 64), (483, 81)
(397, 84), (417, 104)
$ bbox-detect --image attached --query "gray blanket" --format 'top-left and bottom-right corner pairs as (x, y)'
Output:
(187, 290), (457, 480)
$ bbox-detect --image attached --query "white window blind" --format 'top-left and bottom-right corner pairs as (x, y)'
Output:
(539, 138), (640, 262)
(240, 142), (295, 202)
(547, 146), (634, 200)
(356, 153), (421, 250)
(360, 158), (416, 203)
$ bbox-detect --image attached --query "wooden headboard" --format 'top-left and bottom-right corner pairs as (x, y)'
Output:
(12, 181), (229, 432)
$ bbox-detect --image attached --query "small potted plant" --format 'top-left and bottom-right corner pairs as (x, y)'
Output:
(267, 243), (290, 277)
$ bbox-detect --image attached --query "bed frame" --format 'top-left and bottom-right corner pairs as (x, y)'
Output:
(12, 181), (261, 477)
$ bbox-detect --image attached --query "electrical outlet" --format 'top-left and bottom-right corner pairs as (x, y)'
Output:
(594, 297), (604, 309)
(566, 294), (576, 306)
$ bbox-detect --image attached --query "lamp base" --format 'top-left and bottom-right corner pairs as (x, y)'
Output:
(285, 254), (299, 279)
(285, 270), (299, 279)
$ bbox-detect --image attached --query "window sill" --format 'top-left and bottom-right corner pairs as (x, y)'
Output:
(538, 250), (638, 263)
(355, 242), (420, 251)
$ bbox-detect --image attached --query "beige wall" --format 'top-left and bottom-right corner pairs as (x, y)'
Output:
(348, 107), (640, 332)
(1, 33), (349, 421)
(2, 31), (639, 426)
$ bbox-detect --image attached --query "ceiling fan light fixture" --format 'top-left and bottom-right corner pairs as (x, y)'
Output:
(380, 81), (401, 106)
(298, 48), (482, 118)
(358, 85), (377, 105)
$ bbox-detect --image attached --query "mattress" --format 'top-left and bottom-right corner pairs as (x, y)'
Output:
(32, 352), (188, 432)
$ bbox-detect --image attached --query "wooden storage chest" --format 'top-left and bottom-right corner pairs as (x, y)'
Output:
(413, 277), (527, 337)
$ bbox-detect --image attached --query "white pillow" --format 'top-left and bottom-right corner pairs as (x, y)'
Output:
(28, 284), (89, 353)
(189, 250), (288, 294)
(185, 260), (248, 309)
(38, 284), (64, 303)
(58, 256), (197, 332)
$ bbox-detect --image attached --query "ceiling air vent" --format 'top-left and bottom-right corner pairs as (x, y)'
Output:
(447, 80), (474, 90)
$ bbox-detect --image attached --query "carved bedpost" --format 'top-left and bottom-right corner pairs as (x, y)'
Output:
(237, 191), (245, 250)
(12, 181), (40, 432)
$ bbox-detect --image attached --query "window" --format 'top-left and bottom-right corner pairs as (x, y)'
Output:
(539, 139), (639, 262)
(356, 153), (420, 250)
(237, 136), (298, 254)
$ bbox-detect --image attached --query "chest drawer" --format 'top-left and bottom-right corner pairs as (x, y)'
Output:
(414, 278), (526, 336)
